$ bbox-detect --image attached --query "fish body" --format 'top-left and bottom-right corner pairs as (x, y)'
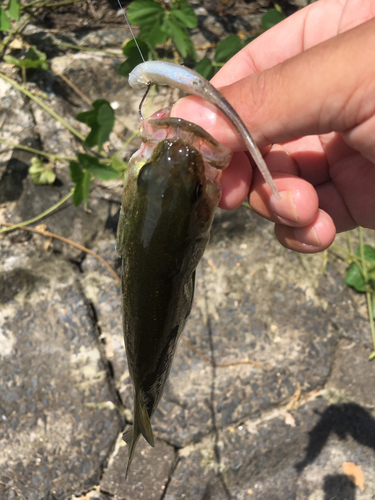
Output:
(116, 112), (231, 475)
(129, 60), (280, 200)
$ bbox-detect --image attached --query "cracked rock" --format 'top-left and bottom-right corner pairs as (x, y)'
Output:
(0, 239), (123, 500)
(100, 437), (175, 499)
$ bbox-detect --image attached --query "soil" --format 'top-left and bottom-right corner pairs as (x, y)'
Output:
(29, 0), (300, 33)
(30, 0), (131, 31)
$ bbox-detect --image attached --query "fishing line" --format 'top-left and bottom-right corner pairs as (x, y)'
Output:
(115, 0), (145, 62)
(116, 0), (151, 120)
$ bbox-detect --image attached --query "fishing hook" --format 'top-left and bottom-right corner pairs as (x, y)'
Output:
(138, 83), (151, 121)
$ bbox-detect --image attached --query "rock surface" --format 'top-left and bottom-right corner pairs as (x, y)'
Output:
(1, 2), (375, 499)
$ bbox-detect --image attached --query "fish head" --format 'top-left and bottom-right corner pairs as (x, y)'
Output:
(117, 113), (232, 272)
(135, 136), (220, 245)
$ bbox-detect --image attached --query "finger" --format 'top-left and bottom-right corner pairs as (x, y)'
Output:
(211, 0), (375, 86)
(262, 138), (375, 232)
(245, 18), (375, 148)
(219, 152), (253, 210)
(249, 173), (319, 228)
(277, 135), (329, 186)
(172, 18), (375, 154)
(171, 96), (242, 150)
(275, 210), (336, 253)
(220, 146), (320, 226)
(315, 180), (356, 233)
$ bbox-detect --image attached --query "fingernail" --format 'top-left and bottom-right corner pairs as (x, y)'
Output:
(292, 225), (321, 247)
(269, 190), (299, 224)
(172, 98), (218, 129)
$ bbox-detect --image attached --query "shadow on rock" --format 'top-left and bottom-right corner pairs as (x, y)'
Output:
(295, 403), (375, 472)
(104, 201), (120, 235)
(0, 268), (42, 304)
(323, 474), (355, 500)
(0, 137), (41, 202)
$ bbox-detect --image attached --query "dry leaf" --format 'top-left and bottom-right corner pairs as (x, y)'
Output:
(286, 382), (301, 410)
(9, 37), (24, 50)
(342, 462), (365, 491)
(207, 259), (218, 272)
(284, 411), (296, 428)
(43, 236), (53, 250)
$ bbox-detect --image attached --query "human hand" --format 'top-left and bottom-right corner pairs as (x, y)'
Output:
(171, 0), (375, 253)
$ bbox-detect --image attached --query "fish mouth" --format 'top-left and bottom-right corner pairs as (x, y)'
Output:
(139, 106), (232, 170)
(129, 106), (232, 187)
(146, 138), (206, 190)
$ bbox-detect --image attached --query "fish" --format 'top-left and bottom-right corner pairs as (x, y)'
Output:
(129, 60), (280, 200)
(116, 108), (232, 476)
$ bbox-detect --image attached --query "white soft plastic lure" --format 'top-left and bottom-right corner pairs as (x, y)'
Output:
(129, 60), (280, 200)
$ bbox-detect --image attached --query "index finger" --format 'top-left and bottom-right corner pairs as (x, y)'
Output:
(211, 0), (375, 87)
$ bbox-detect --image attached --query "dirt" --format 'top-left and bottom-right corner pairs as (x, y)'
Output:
(29, 0), (300, 34)
(30, 0), (131, 31)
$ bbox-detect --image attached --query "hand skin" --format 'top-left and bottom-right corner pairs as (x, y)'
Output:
(171, 0), (375, 253)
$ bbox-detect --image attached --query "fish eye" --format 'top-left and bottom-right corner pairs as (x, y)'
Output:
(196, 183), (203, 198)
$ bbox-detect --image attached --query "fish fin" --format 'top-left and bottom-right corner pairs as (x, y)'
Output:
(122, 394), (154, 478)
(135, 393), (154, 447)
(123, 425), (140, 479)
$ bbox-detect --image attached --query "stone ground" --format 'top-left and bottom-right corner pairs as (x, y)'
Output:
(1, 1), (375, 499)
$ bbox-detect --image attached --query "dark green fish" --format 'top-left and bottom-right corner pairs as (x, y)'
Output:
(116, 111), (231, 476)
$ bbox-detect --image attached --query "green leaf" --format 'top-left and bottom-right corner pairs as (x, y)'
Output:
(195, 57), (215, 80)
(118, 56), (142, 77)
(345, 262), (366, 293)
(8, 0), (20, 21)
(72, 170), (91, 208)
(82, 170), (91, 209)
(39, 169), (56, 185)
(111, 156), (127, 174)
(214, 35), (243, 64)
(29, 157), (44, 174)
(170, 0), (197, 29)
(165, 17), (196, 59)
(4, 46), (48, 70)
(122, 38), (148, 57)
(127, 0), (164, 27)
(28, 157), (55, 185)
(3, 55), (20, 66)
(261, 9), (286, 30)
(0, 7), (11, 30)
(69, 161), (84, 183)
(89, 164), (120, 181)
(25, 46), (46, 62)
(72, 181), (84, 207)
(165, 18), (186, 56)
(77, 153), (120, 181)
(139, 23), (168, 48)
(344, 244), (375, 293)
(76, 102), (99, 126)
(119, 39), (149, 77)
(76, 99), (115, 150)
(70, 153), (119, 207)
(98, 101), (114, 127)
(357, 244), (375, 263)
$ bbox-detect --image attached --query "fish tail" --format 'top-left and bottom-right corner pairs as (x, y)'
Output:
(123, 392), (154, 478)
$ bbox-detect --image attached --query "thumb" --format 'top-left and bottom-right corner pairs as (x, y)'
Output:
(171, 17), (375, 162)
